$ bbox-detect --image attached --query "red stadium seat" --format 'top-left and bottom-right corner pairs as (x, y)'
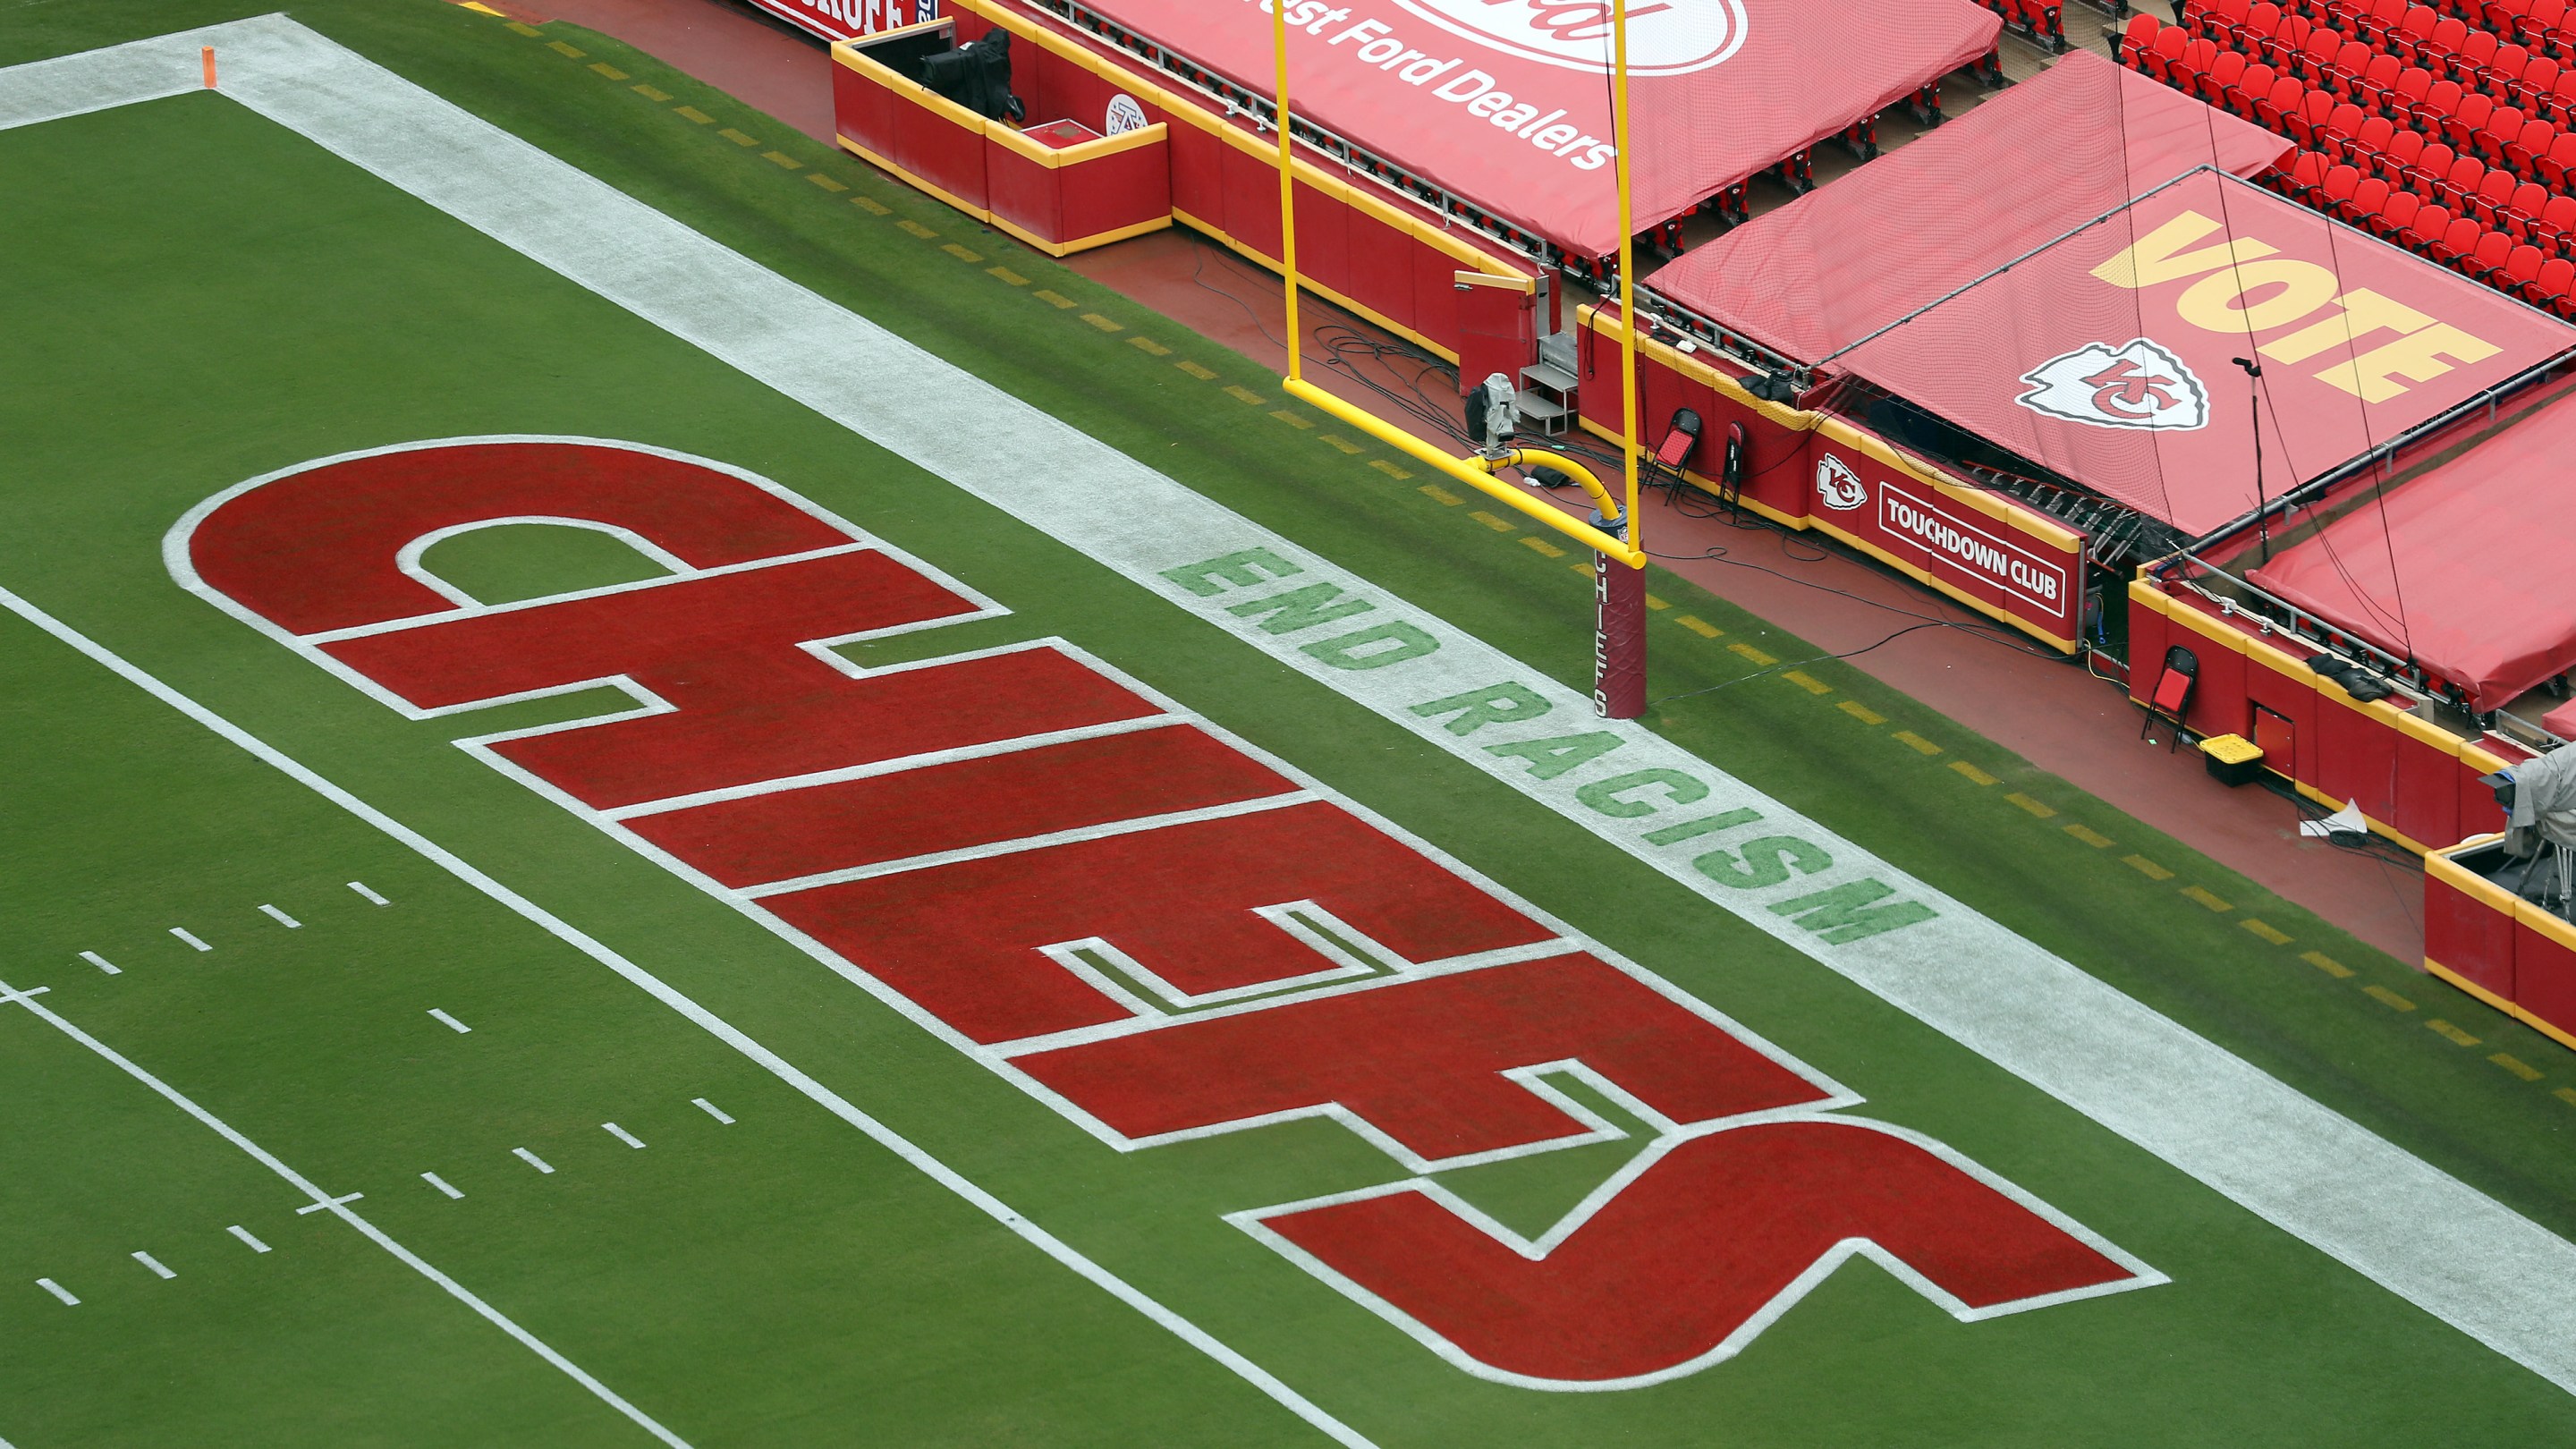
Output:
(2513, 0), (2570, 47)
(2387, 64), (2436, 119)
(2454, 26), (2500, 82)
(2290, 89), (2344, 143)
(2533, 191), (2576, 244)
(2501, 178), (2551, 235)
(2345, 111), (2398, 163)
(2459, 225), (2516, 277)
(2227, 61), (2283, 114)
(2206, 48), (2251, 101)
(2467, 165), (2521, 223)
(2415, 77), (2466, 126)
(2513, 55), (2562, 112)
(2358, 0), (2411, 43)
(2402, 138), (2458, 189)
(2258, 75), (2310, 126)
(2182, 37), (2224, 85)
(2277, 147), (2333, 200)
(2527, 255), (2575, 311)
(2327, 38), (2377, 90)
(2480, 104), (2530, 156)
(2487, 41), (2533, 94)
(2432, 214), (2484, 262)
(2447, 89), (2497, 146)
(2322, 98), (2368, 146)
(2426, 14), (2471, 64)
(2379, 124), (2428, 177)
(2318, 161), (2364, 215)
(2500, 242), (2546, 292)
(2435, 152), (2488, 205)
(2503, 116), (2558, 169)
(2372, 187), (2427, 235)
(2535, 128), (2576, 183)
(2346, 173), (2394, 220)
(2403, 201), (2456, 250)
(2146, 26), (2190, 82)
(2120, 12), (2165, 65)
(2483, 0), (2531, 32)
(2140, 648), (2199, 749)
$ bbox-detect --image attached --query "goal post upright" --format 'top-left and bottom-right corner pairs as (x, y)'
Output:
(1267, 0), (1648, 717)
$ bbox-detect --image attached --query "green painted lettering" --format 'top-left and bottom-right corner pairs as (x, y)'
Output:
(1694, 835), (1831, 890)
(1410, 681), (1554, 735)
(1641, 808), (1759, 846)
(1302, 620), (1438, 669)
(1162, 547), (1302, 597)
(1485, 731), (1624, 781)
(1768, 880), (1937, 943)
(1576, 768), (1711, 818)
(1226, 582), (1376, 634)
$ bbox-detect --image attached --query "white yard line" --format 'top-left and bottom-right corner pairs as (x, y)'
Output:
(3, 12), (2574, 1409)
(79, 951), (120, 975)
(0, 970), (691, 1447)
(422, 1172), (465, 1200)
(602, 1123), (647, 1149)
(258, 903), (301, 928)
(513, 1148), (556, 1175)
(131, 1250), (176, 1280)
(228, 1224), (272, 1254)
(35, 1279), (78, 1307)
(168, 928), (211, 953)
(690, 1098), (734, 1126)
(348, 881), (390, 905)
(427, 1009), (472, 1034)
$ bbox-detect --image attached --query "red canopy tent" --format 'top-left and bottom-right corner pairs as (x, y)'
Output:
(1057, 0), (2001, 258)
(2250, 395), (2576, 711)
(1820, 169), (2576, 536)
(1645, 51), (2292, 366)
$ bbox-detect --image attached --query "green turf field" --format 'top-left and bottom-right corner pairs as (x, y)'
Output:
(3, 4), (2574, 1445)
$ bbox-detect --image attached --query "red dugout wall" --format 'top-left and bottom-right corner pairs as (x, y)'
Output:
(2427, 839), (2576, 1051)
(1577, 304), (2087, 650)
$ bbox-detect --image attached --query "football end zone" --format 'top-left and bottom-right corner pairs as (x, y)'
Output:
(3, 10), (2576, 1436)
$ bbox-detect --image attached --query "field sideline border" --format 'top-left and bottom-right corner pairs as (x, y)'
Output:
(2, 11), (2574, 1404)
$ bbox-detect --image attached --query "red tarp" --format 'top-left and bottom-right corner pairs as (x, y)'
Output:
(2250, 396), (2576, 711)
(1646, 51), (2292, 366)
(1051, 0), (2000, 258)
(1824, 170), (2576, 536)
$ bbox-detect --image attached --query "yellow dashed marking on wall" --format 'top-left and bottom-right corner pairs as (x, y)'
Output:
(632, 83), (672, 102)
(1521, 536), (1566, 558)
(1418, 483), (1463, 504)
(1892, 731), (1941, 756)
(805, 174), (847, 191)
(1645, 594), (1672, 611)
(762, 150), (802, 169)
(1319, 435), (1364, 453)
(1838, 700), (1885, 724)
(2182, 885), (2233, 912)
(589, 63), (630, 80)
(1675, 614), (1723, 640)
(1222, 384), (1267, 403)
(2365, 985), (2417, 1012)
(718, 128), (761, 148)
(2123, 854), (2174, 881)
(851, 195), (892, 214)
(547, 40), (586, 57)
(1034, 289), (1080, 309)
(899, 219), (941, 239)
(676, 106), (716, 124)
(2427, 1019), (2482, 1046)
(2491, 1052), (2545, 1080)
(1469, 511), (1516, 533)
(2063, 824), (2115, 848)
(1082, 312), (1126, 333)
(1370, 459), (1412, 479)
(1731, 642), (1777, 666)
(1782, 670), (1832, 695)
(506, 21), (544, 36)
(2005, 792), (2055, 818)
(1946, 761), (1998, 785)
(1129, 336), (1173, 356)
(2302, 950), (2356, 978)
(987, 265), (1028, 284)
(2240, 918), (2292, 945)
(1268, 409), (1311, 428)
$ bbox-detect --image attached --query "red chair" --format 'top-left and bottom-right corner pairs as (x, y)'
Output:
(2484, 0), (2533, 31)
(2197, 0), (2253, 38)
(2453, 25), (2501, 81)
(2356, 50), (2407, 107)
(2227, 61), (2283, 113)
(2501, 116), (2557, 169)
(2465, 165), (2521, 223)
(2378, 124), (2428, 177)
(2206, 48), (2251, 101)
(2145, 25), (2191, 82)
(2290, 89), (2344, 142)
(2277, 148), (2333, 199)
(2346, 173), (2394, 220)
(2500, 178), (2552, 233)
(2433, 214), (2486, 261)
(2404, 201), (2457, 251)
(2514, 0), (2571, 47)
(2480, 103), (2530, 156)
(2321, 98), (2368, 146)
(2386, 64), (2436, 117)
(2488, 41), (2533, 94)
(2529, 191), (2576, 246)
(2435, 151), (2488, 205)
(2527, 255), (2576, 311)
(2359, 0), (2412, 42)
(2548, 66), (2576, 119)
(2317, 161), (2365, 216)
(2345, 111), (2399, 163)
(2140, 647), (2199, 749)
(2535, 127), (2576, 182)
(2425, 13), (2472, 64)
(2446, 88), (2498, 145)
(2415, 76), (2468, 125)
(2402, 138), (2458, 188)
(2500, 242), (2547, 292)
(2514, 53), (2562, 109)
(2372, 187), (2427, 234)
(2326, 38), (2377, 90)
(2121, 12), (2166, 64)
(2460, 225), (2516, 275)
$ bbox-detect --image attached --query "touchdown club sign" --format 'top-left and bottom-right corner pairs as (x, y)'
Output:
(1809, 443), (2080, 641)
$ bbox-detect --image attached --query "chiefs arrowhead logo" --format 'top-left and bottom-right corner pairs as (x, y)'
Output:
(2016, 340), (2208, 432)
(1814, 453), (1867, 511)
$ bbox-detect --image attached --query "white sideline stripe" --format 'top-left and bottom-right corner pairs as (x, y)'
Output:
(169, 928), (211, 953)
(422, 1172), (465, 1200)
(79, 951), (120, 975)
(691, 1098), (734, 1125)
(738, 792), (1316, 897)
(35, 1278), (78, 1306)
(0, 975), (691, 1449)
(602, 1123), (647, 1149)
(0, 584), (1372, 1449)
(228, 1224), (272, 1254)
(348, 880), (390, 905)
(258, 903), (301, 928)
(428, 1008), (472, 1034)
(297, 1191), (363, 1216)
(513, 1148), (555, 1174)
(131, 1251), (175, 1280)
(55, 15), (2566, 1399)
